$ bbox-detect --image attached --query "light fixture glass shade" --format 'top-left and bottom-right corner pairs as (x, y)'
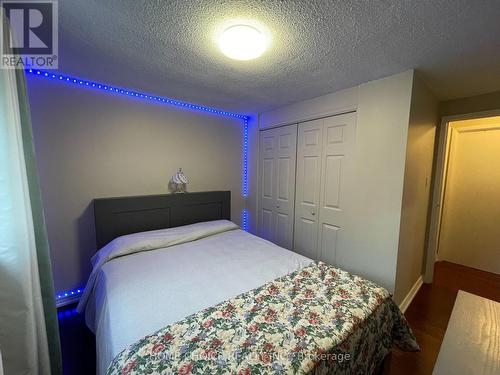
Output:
(219, 24), (267, 61)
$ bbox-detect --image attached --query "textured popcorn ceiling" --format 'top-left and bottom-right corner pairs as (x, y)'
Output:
(58, 0), (500, 113)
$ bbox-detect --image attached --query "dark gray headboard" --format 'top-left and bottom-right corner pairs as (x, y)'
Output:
(93, 191), (231, 249)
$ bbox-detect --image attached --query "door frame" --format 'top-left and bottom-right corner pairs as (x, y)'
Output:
(424, 109), (500, 282)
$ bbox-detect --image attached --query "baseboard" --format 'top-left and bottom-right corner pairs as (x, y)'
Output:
(399, 275), (423, 314)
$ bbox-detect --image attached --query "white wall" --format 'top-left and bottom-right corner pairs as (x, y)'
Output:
(394, 75), (438, 304)
(344, 71), (414, 292)
(257, 71), (415, 292)
(28, 77), (244, 294)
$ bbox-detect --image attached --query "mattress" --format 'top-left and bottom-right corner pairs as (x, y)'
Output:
(80, 221), (313, 374)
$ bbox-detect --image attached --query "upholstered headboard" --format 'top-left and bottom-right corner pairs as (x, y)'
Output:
(93, 191), (231, 249)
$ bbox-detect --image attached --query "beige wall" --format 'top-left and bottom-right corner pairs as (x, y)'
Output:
(438, 117), (500, 274)
(346, 71), (414, 293)
(257, 71), (415, 293)
(394, 75), (438, 304)
(440, 90), (500, 117)
(27, 77), (244, 294)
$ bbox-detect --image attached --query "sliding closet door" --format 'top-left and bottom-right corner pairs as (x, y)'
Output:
(317, 112), (356, 264)
(258, 124), (297, 249)
(274, 125), (298, 249)
(293, 119), (323, 259)
(259, 129), (277, 243)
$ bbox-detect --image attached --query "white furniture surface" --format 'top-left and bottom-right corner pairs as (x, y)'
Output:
(87, 227), (312, 374)
(433, 290), (500, 375)
(258, 112), (356, 265)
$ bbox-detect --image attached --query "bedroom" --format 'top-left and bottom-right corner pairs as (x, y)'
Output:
(1, 1), (499, 375)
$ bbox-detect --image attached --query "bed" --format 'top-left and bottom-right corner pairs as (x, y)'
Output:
(77, 191), (418, 374)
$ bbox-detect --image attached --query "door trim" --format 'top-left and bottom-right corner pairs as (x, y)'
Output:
(424, 109), (500, 283)
(259, 110), (357, 131)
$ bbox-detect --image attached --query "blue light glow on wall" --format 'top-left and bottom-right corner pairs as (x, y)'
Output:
(25, 69), (248, 120)
(27, 68), (251, 301)
(57, 307), (79, 320)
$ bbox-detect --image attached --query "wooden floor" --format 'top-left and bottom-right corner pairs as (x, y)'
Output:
(390, 261), (500, 375)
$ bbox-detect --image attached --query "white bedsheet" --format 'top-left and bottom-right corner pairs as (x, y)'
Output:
(85, 226), (312, 374)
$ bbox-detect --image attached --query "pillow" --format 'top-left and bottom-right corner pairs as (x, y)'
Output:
(77, 220), (239, 313)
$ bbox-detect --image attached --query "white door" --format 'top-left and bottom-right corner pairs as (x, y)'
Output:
(258, 124), (297, 249)
(294, 119), (323, 259)
(317, 113), (356, 264)
(294, 113), (356, 262)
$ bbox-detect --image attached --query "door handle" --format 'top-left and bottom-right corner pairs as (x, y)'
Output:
(311, 211), (316, 216)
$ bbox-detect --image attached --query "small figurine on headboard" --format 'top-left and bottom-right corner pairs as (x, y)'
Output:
(169, 168), (188, 193)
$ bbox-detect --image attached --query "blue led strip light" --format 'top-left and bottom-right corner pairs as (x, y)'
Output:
(241, 209), (249, 232)
(27, 68), (251, 300)
(242, 118), (249, 198)
(241, 118), (249, 231)
(56, 287), (83, 301)
(25, 69), (248, 120)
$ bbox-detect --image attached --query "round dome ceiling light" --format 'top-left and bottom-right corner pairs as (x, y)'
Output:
(218, 24), (268, 61)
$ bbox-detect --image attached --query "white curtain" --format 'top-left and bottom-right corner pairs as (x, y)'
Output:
(0, 45), (52, 375)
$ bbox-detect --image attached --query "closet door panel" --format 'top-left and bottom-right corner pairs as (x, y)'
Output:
(295, 218), (318, 260)
(319, 223), (340, 265)
(276, 213), (289, 247)
(274, 125), (297, 249)
(302, 156), (320, 204)
(323, 156), (342, 208)
(259, 130), (277, 242)
(294, 119), (323, 259)
(261, 208), (274, 242)
(258, 124), (297, 249)
(260, 157), (274, 242)
(277, 158), (291, 201)
(318, 112), (356, 264)
(262, 158), (274, 199)
(275, 157), (293, 247)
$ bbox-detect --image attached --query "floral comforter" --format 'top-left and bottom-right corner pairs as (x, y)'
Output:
(107, 262), (418, 374)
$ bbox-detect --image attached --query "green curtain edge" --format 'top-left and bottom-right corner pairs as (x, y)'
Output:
(15, 69), (63, 375)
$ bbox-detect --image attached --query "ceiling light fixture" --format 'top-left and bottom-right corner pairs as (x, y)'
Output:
(218, 24), (268, 61)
